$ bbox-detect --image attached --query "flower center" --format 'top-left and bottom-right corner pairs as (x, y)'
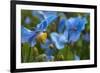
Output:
(36, 32), (47, 43)
(72, 26), (77, 31)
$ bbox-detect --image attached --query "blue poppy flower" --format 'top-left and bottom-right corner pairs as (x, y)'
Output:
(50, 13), (68, 49)
(66, 16), (87, 43)
(21, 26), (37, 47)
(50, 32), (68, 49)
(21, 11), (58, 47)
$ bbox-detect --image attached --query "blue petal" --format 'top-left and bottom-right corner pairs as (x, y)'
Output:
(74, 16), (87, 31)
(40, 39), (54, 56)
(58, 17), (66, 33)
(36, 13), (58, 31)
(21, 26), (37, 47)
(81, 17), (87, 30)
(63, 30), (68, 40)
(25, 17), (31, 24)
(21, 26), (33, 43)
(40, 39), (52, 49)
(46, 15), (58, 25)
(69, 31), (81, 43)
(66, 16), (87, 31)
(32, 11), (45, 21)
(50, 32), (67, 49)
(65, 17), (76, 30)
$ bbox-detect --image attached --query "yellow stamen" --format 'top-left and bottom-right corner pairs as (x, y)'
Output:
(36, 32), (47, 43)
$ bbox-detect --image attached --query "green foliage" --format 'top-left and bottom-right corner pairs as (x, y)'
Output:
(57, 46), (74, 61)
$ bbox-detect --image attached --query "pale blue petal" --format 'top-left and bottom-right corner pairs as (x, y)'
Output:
(50, 32), (66, 49)
(63, 30), (68, 41)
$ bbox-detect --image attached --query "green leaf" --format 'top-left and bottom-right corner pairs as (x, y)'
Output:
(58, 46), (74, 61)
(29, 47), (39, 62)
(21, 42), (31, 62)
